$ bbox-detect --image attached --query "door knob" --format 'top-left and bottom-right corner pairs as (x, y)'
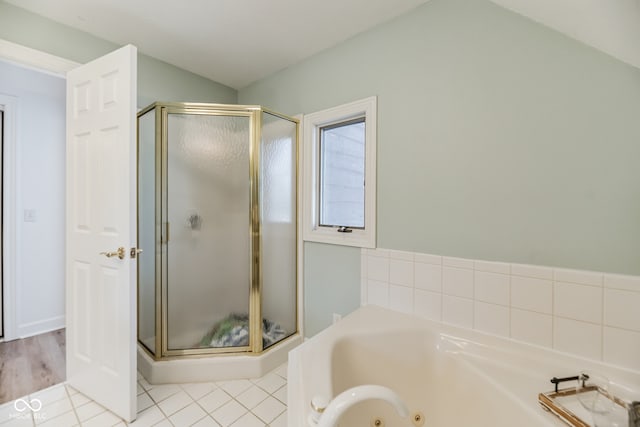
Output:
(130, 248), (143, 259)
(100, 247), (126, 260)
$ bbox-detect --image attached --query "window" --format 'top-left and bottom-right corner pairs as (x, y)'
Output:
(319, 118), (365, 229)
(303, 97), (376, 248)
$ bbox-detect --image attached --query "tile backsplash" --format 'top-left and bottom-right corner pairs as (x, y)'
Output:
(361, 248), (640, 372)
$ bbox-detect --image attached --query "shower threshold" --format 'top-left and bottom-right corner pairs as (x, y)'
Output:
(137, 333), (302, 384)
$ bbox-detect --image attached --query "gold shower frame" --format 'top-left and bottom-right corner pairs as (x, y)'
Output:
(136, 102), (299, 360)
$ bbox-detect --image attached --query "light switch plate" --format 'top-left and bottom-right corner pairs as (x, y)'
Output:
(23, 209), (37, 222)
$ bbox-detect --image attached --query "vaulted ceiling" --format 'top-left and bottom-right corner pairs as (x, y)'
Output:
(5, 0), (640, 89)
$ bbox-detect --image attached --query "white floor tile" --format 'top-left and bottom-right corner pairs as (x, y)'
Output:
(30, 385), (68, 407)
(180, 383), (217, 401)
(36, 410), (78, 427)
(81, 410), (121, 427)
(5, 367), (289, 427)
(268, 410), (287, 427)
(156, 391), (193, 417)
(128, 406), (164, 426)
(1, 415), (34, 427)
(272, 364), (287, 380)
(197, 389), (231, 414)
(147, 385), (181, 405)
(251, 397), (285, 424)
(1, 400), (24, 424)
(191, 415), (221, 427)
(235, 386), (268, 410)
(35, 398), (73, 424)
(254, 374), (285, 395)
(70, 393), (91, 409)
(65, 386), (79, 397)
(272, 385), (287, 405)
(75, 401), (106, 422)
(211, 401), (246, 427)
(216, 381), (252, 398)
(137, 378), (152, 392)
(168, 402), (206, 427)
(136, 393), (154, 414)
(229, 412), (264, 427)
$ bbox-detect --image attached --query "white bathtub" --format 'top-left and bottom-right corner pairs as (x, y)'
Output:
(288, 306), (640, 426)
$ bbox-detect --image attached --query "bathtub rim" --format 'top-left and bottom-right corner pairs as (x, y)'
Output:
(288, 305), (640, 426)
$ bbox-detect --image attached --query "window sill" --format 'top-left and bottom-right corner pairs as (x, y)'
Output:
(303, 226), (375, 249)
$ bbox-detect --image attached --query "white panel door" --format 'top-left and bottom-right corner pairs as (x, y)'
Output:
(66, 44), (137, 422)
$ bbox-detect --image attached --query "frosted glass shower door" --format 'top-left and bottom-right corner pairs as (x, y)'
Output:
(165, 112), (251, 352)
(260, 112), (298, 349)
(137, 108), (157, 355)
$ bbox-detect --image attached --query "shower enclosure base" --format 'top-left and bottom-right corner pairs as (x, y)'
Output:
(137, 334), (303, 384)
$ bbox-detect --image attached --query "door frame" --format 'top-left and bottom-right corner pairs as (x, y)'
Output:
(0, 92), (17, 341)
(0, 39), (78, 340)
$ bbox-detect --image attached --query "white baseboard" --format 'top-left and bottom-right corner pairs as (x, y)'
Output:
(17, 315), (65, 339)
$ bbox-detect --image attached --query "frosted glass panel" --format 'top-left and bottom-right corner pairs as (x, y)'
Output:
(138, 104), (299, 358)
(260, 112), (297, 348)
(137, 109), (156, 355)
(166, 113), (251, 350)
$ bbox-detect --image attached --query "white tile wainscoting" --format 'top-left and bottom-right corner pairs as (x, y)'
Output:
(361, 248), (640, 372)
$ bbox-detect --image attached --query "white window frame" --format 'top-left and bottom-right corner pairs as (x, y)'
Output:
(302, 96), (376, 248)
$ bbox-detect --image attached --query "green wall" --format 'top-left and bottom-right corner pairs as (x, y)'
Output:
(4, 0), (639, 337)
(0, 0), (237, 106)
(239, 0), (640, 335)
(303, 243), (361, 336)
(136, 54), (236, 107)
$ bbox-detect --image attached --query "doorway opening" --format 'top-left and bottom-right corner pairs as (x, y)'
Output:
(0, 57), (67, 404)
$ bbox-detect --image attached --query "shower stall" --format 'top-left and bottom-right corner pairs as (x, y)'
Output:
(136, 102), (299, 381)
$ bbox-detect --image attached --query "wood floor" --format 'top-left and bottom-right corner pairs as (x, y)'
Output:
(0, 329), (65, 404)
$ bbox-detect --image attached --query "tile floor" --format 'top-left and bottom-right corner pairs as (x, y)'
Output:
(0, 364), (288, 427)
